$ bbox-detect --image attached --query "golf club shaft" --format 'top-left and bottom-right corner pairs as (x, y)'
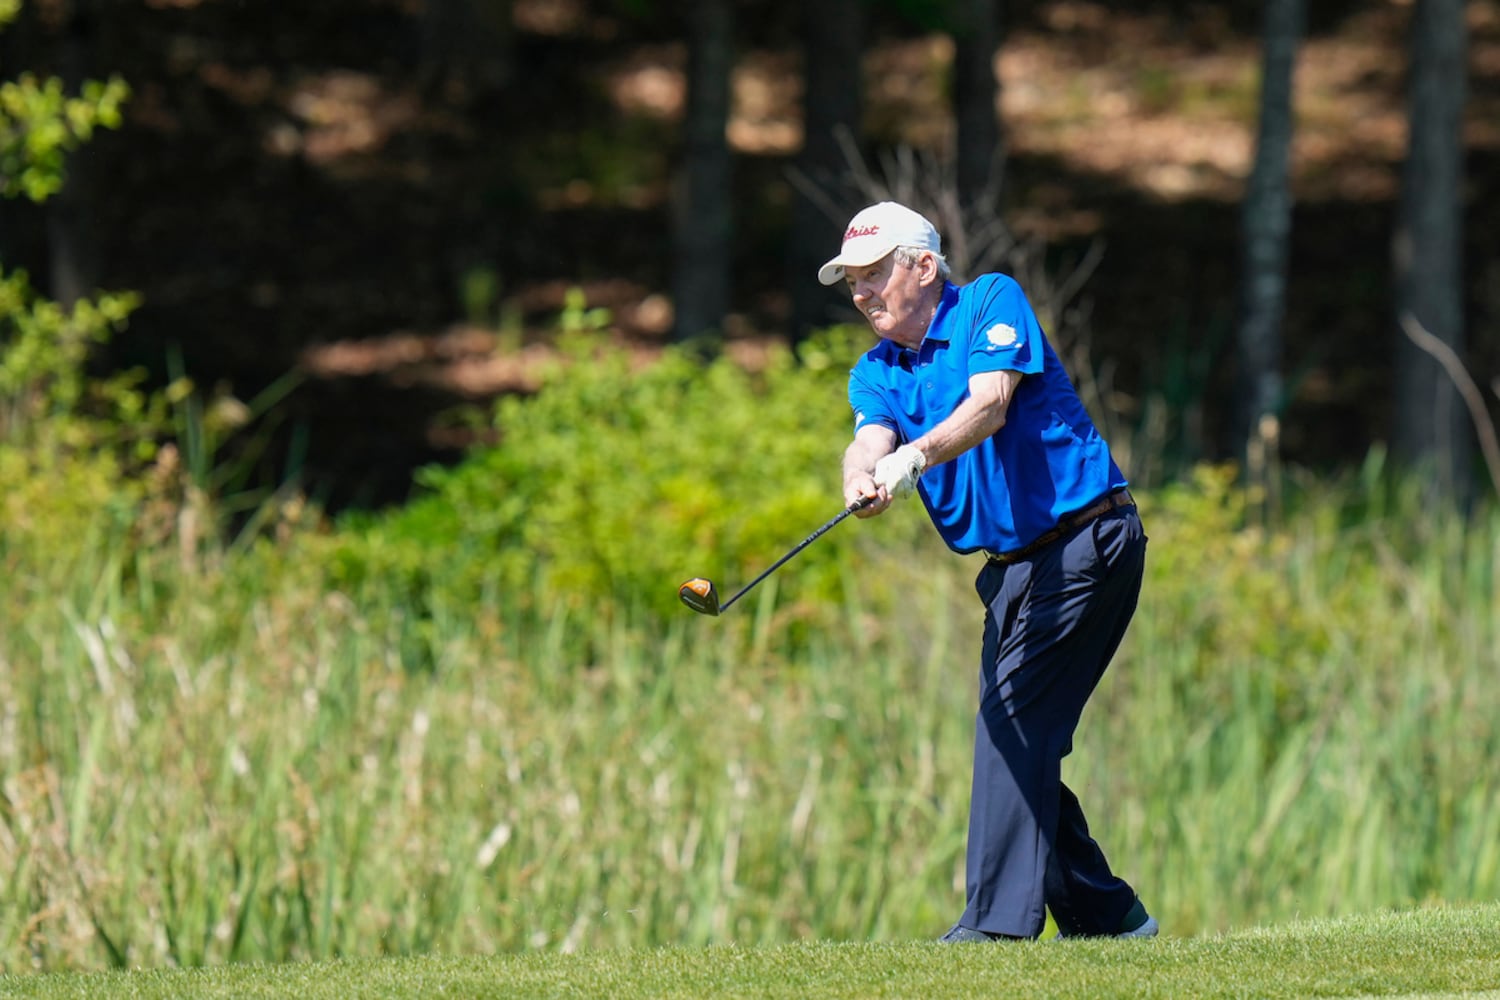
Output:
(718, 495), (875, 612)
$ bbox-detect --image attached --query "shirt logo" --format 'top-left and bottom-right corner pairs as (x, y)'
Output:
(985, 323), (1018, 349)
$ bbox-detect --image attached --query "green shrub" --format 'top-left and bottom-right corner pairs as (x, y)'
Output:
(1, 4), (153, 598)
(327, 330), (924, 623)
(0, 64), (128, 202)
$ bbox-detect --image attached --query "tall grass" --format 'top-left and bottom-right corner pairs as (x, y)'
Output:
(1, 466), (1497, 972)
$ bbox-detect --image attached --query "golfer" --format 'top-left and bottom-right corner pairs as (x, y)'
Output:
(822, 201), (1157, 942)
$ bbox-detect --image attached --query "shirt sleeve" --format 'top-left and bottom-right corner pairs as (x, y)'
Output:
(966, 274), (1046, 377)
(848, 365), (896, 433)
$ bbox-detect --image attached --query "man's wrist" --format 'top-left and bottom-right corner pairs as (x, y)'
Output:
(915, 441), (930, 467)
(899, 442), (929, 473)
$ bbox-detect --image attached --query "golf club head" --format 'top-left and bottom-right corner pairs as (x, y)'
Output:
(678, 577), (721, 616)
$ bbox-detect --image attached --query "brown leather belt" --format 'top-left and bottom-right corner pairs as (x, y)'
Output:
(985, 488), (1135, 565)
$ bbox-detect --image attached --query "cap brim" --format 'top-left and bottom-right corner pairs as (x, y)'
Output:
(817, 259), (848, 286)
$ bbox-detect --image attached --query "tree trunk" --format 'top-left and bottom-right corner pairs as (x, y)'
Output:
(787, 0), (864, 341)
(951, 0), (1003, 211)
(419, 0), (513, 101)
(671, 0), (733, 343)
(1234, 0), (1302, 483)
(48, 0), (102, 308)
(1393, 0), (1469, 504)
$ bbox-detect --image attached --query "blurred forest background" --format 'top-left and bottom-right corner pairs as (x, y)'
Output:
(8, 1), (1500, 972)
(4, 0), (1498, 511)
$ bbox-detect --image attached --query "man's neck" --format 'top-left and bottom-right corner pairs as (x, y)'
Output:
(887, 285), (945, 350)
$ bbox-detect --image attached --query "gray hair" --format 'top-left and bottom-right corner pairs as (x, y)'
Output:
(894, 244), (951, 282)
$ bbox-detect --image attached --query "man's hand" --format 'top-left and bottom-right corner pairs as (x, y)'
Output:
(844, 424), (900, 516)
(873, 443), (927, 499)
(843, 476), (887, 517)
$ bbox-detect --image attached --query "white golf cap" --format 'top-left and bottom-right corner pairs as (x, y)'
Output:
(817, 201), (942, 286)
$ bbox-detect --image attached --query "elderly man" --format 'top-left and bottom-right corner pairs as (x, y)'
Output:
(822, 201), (1157, 942)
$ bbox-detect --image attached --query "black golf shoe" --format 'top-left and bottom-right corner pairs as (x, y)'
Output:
(1053, 899), (1159, 940)
(938, 923), (1016, 943)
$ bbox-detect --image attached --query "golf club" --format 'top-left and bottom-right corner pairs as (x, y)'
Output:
(678, 494), (876, 616)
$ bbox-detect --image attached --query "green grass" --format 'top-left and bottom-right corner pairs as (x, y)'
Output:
(2, 904), (1498, 998)
(3, 461), (1498, 973)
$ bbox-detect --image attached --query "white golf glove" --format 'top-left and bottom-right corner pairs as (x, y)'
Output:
(873, 444), (927, 499)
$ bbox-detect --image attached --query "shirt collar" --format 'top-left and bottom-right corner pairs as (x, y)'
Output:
(925, 281), (959, 342)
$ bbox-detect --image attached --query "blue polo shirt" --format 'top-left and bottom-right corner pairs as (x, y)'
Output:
(848, 275), (1126, 554)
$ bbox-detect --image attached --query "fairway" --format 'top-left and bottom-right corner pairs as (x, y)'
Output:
(3, 904), (1498, 999)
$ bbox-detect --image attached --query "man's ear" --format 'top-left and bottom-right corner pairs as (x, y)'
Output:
(918, 252), (941, 286)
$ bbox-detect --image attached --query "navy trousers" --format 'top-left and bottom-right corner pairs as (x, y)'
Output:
(959, 506), (1147, 939)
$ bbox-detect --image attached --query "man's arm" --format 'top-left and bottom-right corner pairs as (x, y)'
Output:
(847, 369), (1023, 514)
(843, 423), (898, 515)
(912, 368), (1022, 467)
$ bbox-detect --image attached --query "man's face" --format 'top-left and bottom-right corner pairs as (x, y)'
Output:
(844, 252), (929, 349)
